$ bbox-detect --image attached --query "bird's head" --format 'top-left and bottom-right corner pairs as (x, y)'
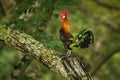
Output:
(60, 10), (69, 20)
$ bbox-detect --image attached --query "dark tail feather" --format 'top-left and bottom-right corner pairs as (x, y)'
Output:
(78, 29), (94, 48)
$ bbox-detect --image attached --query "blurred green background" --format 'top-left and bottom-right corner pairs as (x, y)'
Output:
(0, 0), (120, 80)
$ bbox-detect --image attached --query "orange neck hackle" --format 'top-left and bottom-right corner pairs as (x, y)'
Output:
(60, 10), (70, 33)
(62, 17), (70, 33)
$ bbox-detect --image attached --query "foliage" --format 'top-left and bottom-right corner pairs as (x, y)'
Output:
(0, 0), (120, 80)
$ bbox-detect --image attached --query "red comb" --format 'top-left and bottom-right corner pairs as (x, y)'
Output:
(61, 10), (69, 15)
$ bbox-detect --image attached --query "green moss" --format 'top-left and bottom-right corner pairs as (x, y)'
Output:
(0, 26), (11, 41)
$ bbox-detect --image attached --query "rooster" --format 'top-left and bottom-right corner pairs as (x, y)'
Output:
(59, 10), (94, 57)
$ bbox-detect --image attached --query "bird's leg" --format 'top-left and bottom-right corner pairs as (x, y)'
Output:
(61, 50), (72, 61)
(66, 50), (71, 57)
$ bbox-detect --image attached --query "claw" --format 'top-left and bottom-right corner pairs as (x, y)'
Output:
(66, 50), (71, 57)
(61, 50), (72, 61)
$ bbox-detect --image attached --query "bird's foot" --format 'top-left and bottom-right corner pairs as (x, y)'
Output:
(61, 50), (71, 61)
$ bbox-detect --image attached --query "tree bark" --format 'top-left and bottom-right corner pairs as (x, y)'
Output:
(0, 26), (92, 80)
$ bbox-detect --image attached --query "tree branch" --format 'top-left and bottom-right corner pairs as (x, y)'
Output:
(0, 26), (92, 80)
(99, 19), (120, 33)
(91, 0), (120, 10)
(91, 49), (120, 76)
(11, 54), (32, 80)
(79, 1), (120, 34)
(0, 0), (16, 19)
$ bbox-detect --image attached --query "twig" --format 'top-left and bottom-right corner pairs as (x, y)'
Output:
(99, 20), (120, 33)
(79, 1), (120, 34)
(91, 49), (120, 76)
(91, 0), (120, 10)
(11, 54), (32, 80)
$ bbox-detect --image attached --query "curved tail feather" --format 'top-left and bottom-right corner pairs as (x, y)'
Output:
(78, 29), (94, 48)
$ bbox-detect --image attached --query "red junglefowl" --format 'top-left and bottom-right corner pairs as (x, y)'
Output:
(59, 10), (94, 57)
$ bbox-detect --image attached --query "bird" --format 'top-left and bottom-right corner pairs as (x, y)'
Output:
(59, 10), (94, 58)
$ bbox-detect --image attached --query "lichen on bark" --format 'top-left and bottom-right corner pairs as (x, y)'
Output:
(0, 26), (92, 80)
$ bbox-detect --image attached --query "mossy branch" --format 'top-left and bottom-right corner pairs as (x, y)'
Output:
(0, 26), (92, 80)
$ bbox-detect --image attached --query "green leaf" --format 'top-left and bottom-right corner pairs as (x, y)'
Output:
(70, 43), (75, 48)
(69, 43), (78, 51)
(78, 19), (83, 28)
(54, 14), (59, 19)
(72, 32), (78, 39)
(70, 43), (76, 49)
